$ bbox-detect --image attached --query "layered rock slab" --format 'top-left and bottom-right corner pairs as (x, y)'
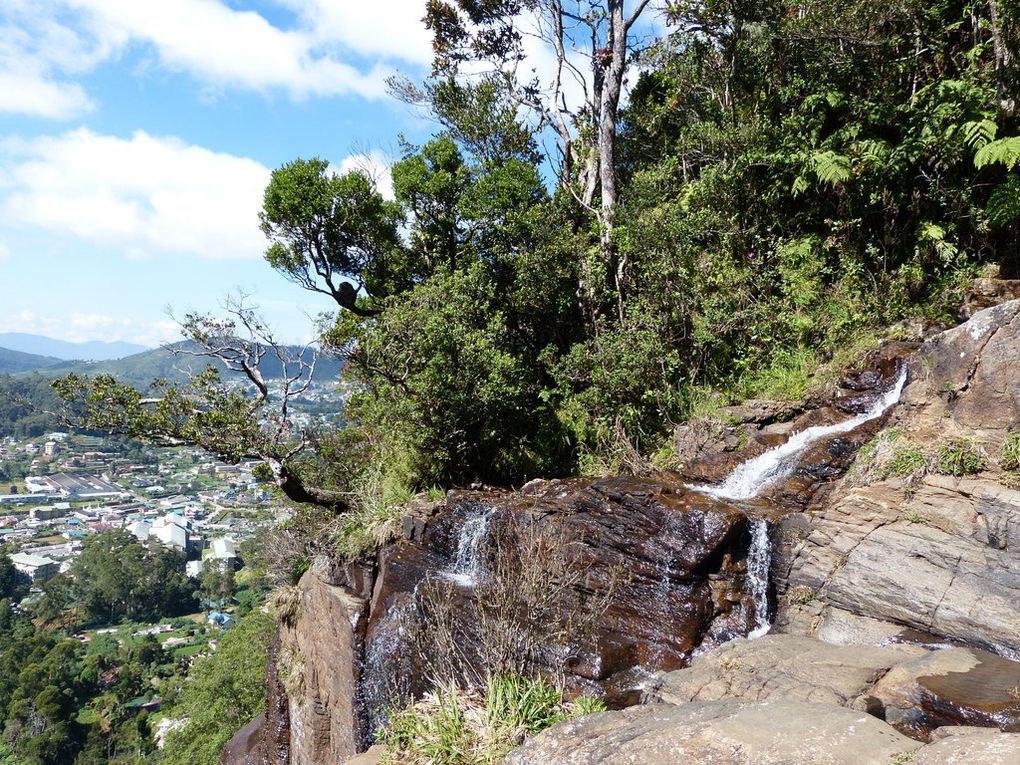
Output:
(506, 699), (922, 765)
(648, 634), (1020, 738)
(779, 300), (1020, 654)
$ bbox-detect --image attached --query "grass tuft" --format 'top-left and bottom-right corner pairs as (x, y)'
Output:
(934, 441), (985, 476)
(379, 675), (605, 764)
(1000, 433), (1020, 472)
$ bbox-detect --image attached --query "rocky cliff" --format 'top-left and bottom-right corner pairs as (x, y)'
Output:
(226, 298), (1020, 765)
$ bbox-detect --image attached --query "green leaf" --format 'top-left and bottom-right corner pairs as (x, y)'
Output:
(987, 176), (1020, 224)
(974, 136), (1020, 170)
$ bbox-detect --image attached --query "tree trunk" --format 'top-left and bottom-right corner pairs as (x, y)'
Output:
(600, 0), (628, 319)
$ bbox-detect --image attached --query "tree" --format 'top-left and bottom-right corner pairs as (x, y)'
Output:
(160, 610), (275, 765)
(53, 297), (352, 512)
(422, 0), (660, 315)
(260, 160), (403, 314)
(0, 554), (15, 600)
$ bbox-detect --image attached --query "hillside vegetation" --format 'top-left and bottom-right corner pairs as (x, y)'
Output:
(57, 0), (1018, 514)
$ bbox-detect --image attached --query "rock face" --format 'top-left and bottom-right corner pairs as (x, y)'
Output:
(778, 300), (1020, 655)
(649, 634), (1020, 739)
(506, 700), (1020, 765)
(506, 699), (925, 765)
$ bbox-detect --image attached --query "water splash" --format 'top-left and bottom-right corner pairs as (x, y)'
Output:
(443, 507), (495, 586)
(745, 518), (772, 639)
(693, 368), (908, 501)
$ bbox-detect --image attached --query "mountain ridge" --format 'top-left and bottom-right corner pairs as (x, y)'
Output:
(0, 332), (149, 361)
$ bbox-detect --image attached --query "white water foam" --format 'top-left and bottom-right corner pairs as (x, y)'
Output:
(745, 518), (772, 639)
(443, 507), (495, 586)
(693, 368), (908, 501)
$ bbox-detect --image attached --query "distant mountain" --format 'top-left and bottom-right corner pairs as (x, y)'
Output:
(0, 346), (64, 374)
(35, 342), (344, 388)
(0, 332), (149, 361)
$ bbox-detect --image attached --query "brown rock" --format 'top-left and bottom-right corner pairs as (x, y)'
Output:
(649, 634), (925, 710)
(281, 560), (369, 763)
(505, 699), (922, 765)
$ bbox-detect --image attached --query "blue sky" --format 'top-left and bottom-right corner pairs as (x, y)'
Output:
(0, 0), (437, 346)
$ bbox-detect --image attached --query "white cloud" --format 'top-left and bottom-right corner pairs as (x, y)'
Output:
(0, 129), (406, 261)
(0, 69), (93, 120)
(286, 0), (432, 66)
(1, 128), (271, 260)
(0, 1), (433, 117)
(339, 150), (394, 200)
(0, 0), (109, 119)
(67, 0), (397, 99)
(0, 309), (180, 345)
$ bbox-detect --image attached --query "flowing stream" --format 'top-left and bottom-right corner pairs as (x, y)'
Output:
(693, 368), (908, 501)
(690, 368), (907, 638)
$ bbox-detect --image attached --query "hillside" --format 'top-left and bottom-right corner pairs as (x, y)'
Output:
(0, 332), (148, 361)
(36, 342), (344, 387)
(0, 346), (63, 374)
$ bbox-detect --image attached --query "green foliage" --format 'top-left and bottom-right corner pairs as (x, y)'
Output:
(67, 530), (196, 625)
(1001, 433), (1020, 472)
(48, 0), (1020, 501)
(889, 446), (929, 479)
(380, 675), (598, 765)
(159, 610), (276, 765)
(934, 441), (986, 476)
(260, 159), (403, 307)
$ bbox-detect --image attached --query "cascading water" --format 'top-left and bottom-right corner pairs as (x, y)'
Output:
(690, 368), (907, 639)
(358, 599), (416, 742)
(444, 507), (495, 586)
(745, 518), (772, 639)
(693, 367), (908, 501)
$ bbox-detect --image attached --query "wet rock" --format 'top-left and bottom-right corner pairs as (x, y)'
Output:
(869, 646), (1020, 737)
(505, 699), (922, 765)
(219, 714), (263, 765)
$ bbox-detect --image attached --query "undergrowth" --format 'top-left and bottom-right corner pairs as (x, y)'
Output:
(1000, 433), (1020, 472)
(849, 430), (988, 486)
(379, 675), (605, 765)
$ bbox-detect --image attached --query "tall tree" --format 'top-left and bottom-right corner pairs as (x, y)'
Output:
(423, 0), (660, 316)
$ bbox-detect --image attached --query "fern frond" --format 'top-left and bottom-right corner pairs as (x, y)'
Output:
(987, 176), (1020, 225)
(974, 136), (1020, 170)
(960, 119), (997, 149)
(809, 150), (852, 186)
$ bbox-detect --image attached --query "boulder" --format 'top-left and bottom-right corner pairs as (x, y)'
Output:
(505, 699), (922, 765)
(648, 633), (1020, 739)
(911, 729), (1020, 764)
(649, 634), (925, 710)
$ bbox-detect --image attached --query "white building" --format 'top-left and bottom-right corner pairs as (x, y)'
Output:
(10, 552), (59, 583)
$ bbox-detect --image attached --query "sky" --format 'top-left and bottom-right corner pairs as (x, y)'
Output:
(0, 0), (439, 347)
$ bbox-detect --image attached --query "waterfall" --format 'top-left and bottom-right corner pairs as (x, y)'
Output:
(693, 367), (908, 501)
(688, 368), (907, 641)
(444, 507), (495, 585)
(358, 599), (415, 741)
(745, 518), (772, 639)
